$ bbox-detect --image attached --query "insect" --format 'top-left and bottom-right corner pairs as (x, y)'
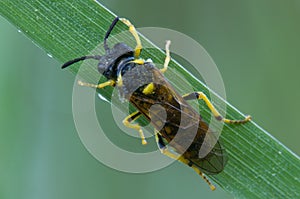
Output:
(62, 17), (251, 190)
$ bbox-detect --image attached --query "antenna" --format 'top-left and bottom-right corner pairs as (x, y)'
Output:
(61, 55), (101, 69)
(103, 17), (120, 53)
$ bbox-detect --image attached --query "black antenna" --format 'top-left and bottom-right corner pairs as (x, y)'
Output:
(104, 17), (120, 53)
(62, 17), (120, 69)
(61, 55), (101, 69)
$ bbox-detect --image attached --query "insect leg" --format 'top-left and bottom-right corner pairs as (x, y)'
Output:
(160, 40), (171, 73)
(190, 165), (216, 191)
(78, 80), (115, 88)
(155, 131), (168, 151)
(154, 131), (181, 159)
(183, 92), (251, 124)
(154, 131), (216, 190)
(123, 111), (147, 145)
(119, 18), (142, 59)
(117, 73), (123, 86)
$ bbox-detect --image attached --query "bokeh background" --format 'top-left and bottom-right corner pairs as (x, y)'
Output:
(1, 0), (299, 199)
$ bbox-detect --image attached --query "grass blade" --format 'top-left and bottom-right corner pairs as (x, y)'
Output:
(0, 1), (299, 198)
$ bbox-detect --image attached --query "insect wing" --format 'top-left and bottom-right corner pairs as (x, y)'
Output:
(188, 122), (228, 174)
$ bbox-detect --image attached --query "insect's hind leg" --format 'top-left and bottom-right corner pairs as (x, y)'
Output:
(154, 131), (216, 190)
(183, 92), (251, 124)
(119, 18), (142, 59)
(190, 164), (216, 191)
(160, 40), (171, 73)
(123, 111), (147, 145)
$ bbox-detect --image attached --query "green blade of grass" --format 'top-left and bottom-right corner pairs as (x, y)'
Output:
(0, 1), (299, 198)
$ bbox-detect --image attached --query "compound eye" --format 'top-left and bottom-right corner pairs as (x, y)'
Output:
(98, 63), (107, 74)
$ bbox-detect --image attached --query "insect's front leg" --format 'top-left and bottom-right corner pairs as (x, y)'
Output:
(160, 40), (171, 73)
(183, 92), (251, 124)
(123, 111), (147, 145)
(78, 79), (115, 89)
(119, 18), (142, 59)
(154, 131), (216, 190)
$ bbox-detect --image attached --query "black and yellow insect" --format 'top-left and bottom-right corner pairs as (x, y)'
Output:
(62, 17), (251, 190)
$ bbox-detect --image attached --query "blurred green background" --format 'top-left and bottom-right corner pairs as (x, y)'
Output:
(0, 0), (299, 199)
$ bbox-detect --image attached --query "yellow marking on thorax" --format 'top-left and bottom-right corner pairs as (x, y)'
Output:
(143, 83), (155, 95)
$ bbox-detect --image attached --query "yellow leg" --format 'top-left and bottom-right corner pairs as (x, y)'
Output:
(190, 165), (216, 191)
(78, 80), (115, 88)
(123, 111), (147, 145)
(154, 131), (216, 191)
(183, 92), (251, 124)
(117, 73), (123, 86)
(160, 40), (171, 73)
(119, 18), (142, 59)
